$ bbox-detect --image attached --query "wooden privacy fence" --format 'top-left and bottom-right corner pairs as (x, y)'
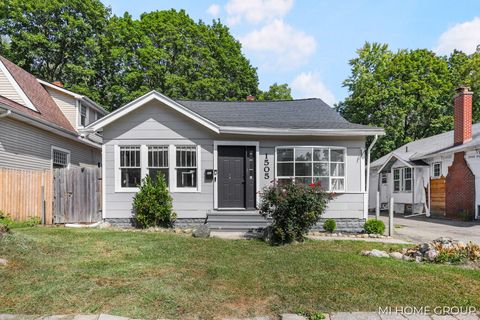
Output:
(430, 177), (446, 216)
(53, 167), (102, 224)
(0, 168), (53, 223)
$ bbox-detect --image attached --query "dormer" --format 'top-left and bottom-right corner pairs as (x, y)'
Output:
(38, 79), (108, 130)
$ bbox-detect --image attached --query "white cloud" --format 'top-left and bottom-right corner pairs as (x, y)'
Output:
(435, 17), (480, 55)
(206, 4), (221, 17)
(239, 19), (316, 69)
(291, 72), (336, 106)
(225, 0), (294, 25)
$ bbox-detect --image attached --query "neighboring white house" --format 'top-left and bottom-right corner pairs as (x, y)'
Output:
(369, 86), (479, 220)
(0, 55), (107, 170)
(87, 91), (384, 231)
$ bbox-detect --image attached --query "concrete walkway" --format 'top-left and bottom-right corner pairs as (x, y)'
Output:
(373, 214), (480, 244)
(2, 312), (478, 320)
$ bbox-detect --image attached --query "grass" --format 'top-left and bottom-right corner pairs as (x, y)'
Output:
(1, 228), (480, 319)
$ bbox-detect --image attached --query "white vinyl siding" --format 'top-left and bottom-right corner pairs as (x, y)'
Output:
(0, 117), (100, 170)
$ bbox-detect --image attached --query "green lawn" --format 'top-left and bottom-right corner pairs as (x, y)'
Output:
(1, 228), (479, 319)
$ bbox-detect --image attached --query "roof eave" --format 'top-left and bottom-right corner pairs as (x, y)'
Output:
(0, 104), (101, 149)
(87, 91), (220, 133)
(219, 126), (385, 136)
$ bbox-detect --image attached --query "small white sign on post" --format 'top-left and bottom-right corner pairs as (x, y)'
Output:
(389, 197), (394, 236)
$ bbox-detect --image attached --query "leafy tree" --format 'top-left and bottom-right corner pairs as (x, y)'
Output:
(0, 4), (259, 110)
(258, 83), (293, 101)
(0, 0), (110, 91)
(337, 42), (456, 159)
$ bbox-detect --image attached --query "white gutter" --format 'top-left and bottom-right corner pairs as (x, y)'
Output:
(0, 109), (11, 118)
(0, 105), (101, 149)
(366, 134), (379, 194)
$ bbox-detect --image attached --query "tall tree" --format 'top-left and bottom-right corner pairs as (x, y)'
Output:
(337, 42), (457, 159)
(0, 4), (259, 110)
(258, 83), (293, 101)
(0, 0), (110, 86)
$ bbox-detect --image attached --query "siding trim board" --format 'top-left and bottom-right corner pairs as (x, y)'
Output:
(0, 59), (37, 111)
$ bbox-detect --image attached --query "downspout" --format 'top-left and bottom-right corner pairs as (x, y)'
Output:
(365, 135), (379, 218)
(0, 109), (11, 118)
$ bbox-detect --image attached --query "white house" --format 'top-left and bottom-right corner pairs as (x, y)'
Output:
(87, 91), (384, 231)
(369, 86), (479, 220)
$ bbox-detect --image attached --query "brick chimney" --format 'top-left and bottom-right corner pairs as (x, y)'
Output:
(52, 81), (64, 88)
(454, 86), (473, 145)
(246, 95), (255, 101)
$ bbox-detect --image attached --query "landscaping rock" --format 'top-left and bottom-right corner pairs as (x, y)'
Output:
(0, 258), (8, 266)
(280, 314), (307, 320)
(426, 249), (438, 262)
(361, 249), (389, 258)
(97, 221), (112, 229)
(389, 252), (403, 260)
(193, 225), (210, 238)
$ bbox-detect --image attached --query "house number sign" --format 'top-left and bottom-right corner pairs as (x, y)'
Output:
(264, 154), (270, 179)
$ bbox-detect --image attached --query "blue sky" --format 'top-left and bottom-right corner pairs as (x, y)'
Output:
(102, 0), (480, 104)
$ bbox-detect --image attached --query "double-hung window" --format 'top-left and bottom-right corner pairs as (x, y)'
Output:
(148, 146), (169, 185)
(80, 105), (87, 126)
(393, 167), (412, 192)
(432, 162), (441, 178)
(175, 146), (197, 189)
(276, 146), (346, 191)
(120, 146), (141, 188)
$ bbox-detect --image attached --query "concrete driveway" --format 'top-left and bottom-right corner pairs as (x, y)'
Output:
(371, 214), (480, 244)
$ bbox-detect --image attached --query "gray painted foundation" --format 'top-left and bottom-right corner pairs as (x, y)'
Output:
(104, 217), (205, 228)
(105, 217), (365, 233)
(313, 218), (366, 233)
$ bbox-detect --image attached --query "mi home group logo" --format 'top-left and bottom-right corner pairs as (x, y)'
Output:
(378, 306), (477, 316)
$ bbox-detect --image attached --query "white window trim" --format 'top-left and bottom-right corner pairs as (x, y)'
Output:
(393, 167), (412, 193)
(432, 162), (442, 178)
(171, 145), (202, 193)
(115, 144), (201, 193)
(51, 146), (71, 169)
(381, 173), (388, 185)
(274, 146), (347, 193)
(80, 103), (88, 127)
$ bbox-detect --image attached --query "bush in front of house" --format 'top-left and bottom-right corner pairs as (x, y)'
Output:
(323, 218), (336, 233)
(259, 181), (332, 245)
(363, 219), (385, 235)
(133, 173), (176, 228)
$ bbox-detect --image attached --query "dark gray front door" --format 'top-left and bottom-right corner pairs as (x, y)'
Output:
(218, 146), (256, 209)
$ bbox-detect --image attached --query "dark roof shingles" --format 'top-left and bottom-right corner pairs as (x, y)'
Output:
(177, 99), (378, 130)
(0, 56), (75, 132)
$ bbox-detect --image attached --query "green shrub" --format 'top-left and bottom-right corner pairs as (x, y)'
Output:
(435, 251), (467, 264)
(363, 219), (385, 235)
(323, 218), (336, 233)
(133, 173), (175, 228)
(259, 181), (332, 245)
(0, 211), (40, 228)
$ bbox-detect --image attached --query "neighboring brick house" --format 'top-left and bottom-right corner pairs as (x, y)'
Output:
(0, 55), (107, 170)
(369, 86), (480, 220)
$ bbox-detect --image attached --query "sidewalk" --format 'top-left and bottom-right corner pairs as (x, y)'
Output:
(2, 312), (478, 320)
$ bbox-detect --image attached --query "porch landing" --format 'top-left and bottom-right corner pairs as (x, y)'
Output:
(206, 211), (269, 232)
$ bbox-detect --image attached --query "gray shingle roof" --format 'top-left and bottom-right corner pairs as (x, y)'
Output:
(176, 98), (380, 130)
(371, 122), (480, 168)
